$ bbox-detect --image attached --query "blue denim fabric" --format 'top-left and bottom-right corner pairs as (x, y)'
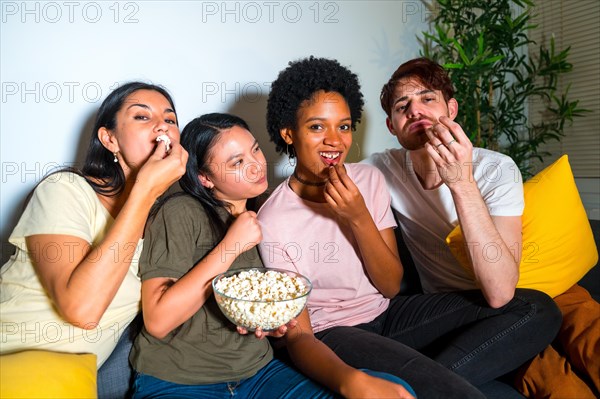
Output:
(315, 288), (561, 398)
(98, 314), (142, 399)
(132, 358), (415, 399)
(364, 370), (416, 397)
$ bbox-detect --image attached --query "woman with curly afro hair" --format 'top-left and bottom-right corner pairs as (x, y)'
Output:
(257, 56), (485, 398)
(265, 56), (364, 160)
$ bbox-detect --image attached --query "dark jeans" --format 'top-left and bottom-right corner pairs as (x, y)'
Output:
(315, 288), (561, 398)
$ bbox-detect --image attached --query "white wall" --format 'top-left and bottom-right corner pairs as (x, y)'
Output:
(1, 0), (429, 262)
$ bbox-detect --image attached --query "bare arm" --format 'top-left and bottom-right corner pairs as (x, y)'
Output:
(426, 116), (520, 307)
(284, 310), (415, 398)
(28, 142), (187, 327)
(142, 211), (262, 339)
(324, 165), (403, 298)
(451, 186), (521, 307)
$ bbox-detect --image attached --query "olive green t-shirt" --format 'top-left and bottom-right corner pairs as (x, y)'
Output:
(130, 195), (272, 385)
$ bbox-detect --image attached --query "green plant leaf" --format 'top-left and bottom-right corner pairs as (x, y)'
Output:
(453, 39), (471, 66)
(482, 55), (504, 65)
(444, 63), (465, 69)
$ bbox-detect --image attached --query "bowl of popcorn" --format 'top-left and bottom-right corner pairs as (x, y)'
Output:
(212, 268), (312, 331)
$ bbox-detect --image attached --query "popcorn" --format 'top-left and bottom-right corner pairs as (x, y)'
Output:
(156, 134), (171, 152)
(213, 269), (311, 331)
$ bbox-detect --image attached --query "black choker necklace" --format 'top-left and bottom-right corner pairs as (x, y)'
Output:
(292, 170), (328, 187)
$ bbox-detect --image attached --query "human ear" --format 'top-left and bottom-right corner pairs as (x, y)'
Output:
(280, 128), (294, 145)
(385, 117), (397, 136)
(447, 98), (459, 120)
(98, 127), (119, 153)
(198, 172), (214, 189)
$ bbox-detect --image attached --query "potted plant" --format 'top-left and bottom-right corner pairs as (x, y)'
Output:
(419, 0), (588, 177)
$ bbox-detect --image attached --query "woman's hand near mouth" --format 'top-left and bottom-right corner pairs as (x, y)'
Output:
(324, 164), (370, 225)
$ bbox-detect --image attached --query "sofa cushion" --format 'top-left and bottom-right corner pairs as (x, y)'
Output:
(446, 155), (598, 298)
(0, 350), (96, 398)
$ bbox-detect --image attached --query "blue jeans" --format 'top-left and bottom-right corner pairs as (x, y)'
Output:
(315, 288), (561, 398)
(132, 358), (415, 398)
(98, 314), (143, 399)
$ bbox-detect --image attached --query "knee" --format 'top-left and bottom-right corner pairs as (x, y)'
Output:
(516, 288), (562, 332)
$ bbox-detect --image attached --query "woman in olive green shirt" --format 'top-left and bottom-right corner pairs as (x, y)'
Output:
(130, 112), (413, 399)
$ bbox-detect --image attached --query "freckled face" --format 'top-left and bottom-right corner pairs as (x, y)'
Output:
(287, 90), (352, 180)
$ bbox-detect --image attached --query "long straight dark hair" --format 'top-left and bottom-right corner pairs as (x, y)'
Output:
(169, 113), (252, 241)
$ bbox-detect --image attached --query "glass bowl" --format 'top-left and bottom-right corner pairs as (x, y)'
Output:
(212, 268), (312, 331)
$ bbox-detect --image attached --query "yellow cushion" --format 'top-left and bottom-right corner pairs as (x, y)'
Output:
(446, 155), (598, 298)
(0, 351), (97, 399)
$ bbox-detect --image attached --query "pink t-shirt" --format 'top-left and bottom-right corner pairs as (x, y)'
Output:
(257, 163), (396, 332)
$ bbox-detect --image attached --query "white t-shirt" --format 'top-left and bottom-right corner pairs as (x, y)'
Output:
(0, 172), (142, 366)
(364, 147), (524, 293)
(257, 163), (396, 333)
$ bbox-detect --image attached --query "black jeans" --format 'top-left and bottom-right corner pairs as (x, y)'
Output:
(315, 288), (561, 399)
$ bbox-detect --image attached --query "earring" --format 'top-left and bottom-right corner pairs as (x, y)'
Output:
(113, 152), (118, 163)
(286, 144), (297, 167)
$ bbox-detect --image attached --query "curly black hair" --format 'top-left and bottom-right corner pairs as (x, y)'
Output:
(266, 56), (364, 158)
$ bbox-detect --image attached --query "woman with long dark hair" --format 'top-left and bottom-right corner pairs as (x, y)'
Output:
(0, 82), (187, 370)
